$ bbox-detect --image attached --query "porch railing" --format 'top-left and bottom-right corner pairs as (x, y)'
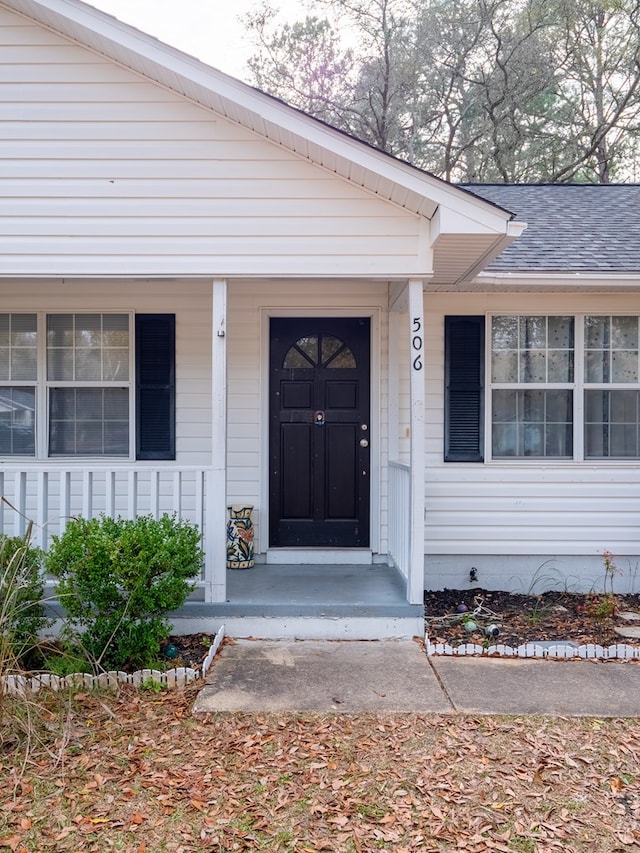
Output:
(0, 465), (213, 586)
(388, 460), (410, 580)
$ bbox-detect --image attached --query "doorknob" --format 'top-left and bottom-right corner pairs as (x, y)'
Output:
(360, 438), (369, 447)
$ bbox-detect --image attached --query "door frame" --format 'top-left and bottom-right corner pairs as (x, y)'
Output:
(259, 306), (381, 557)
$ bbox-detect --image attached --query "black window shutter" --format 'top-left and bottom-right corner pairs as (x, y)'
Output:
(136, 314), (175, 460)
(444, 316), (484, 462)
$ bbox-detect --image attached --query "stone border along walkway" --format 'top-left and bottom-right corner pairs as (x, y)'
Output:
(425, 610), (640, 659)
(1, 627), (226, 696)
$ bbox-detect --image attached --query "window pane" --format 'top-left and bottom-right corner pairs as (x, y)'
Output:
(47, 314), (129, 382)
(47, 314), (73, 348)
(326, 346), (356, 368)
(103, 348), (129, 381)
(0, 387), (35, 455)
(585, 315), (608, 348)
(75, 314), (101, 347)
(49, 388), (128, 456)
(520, 316), (546, 349)
(295, 336), (318, 364)
(585, 389), (640, 457)
(585, 316), (639, 385)
(48, 348), (73, 381)
(283, 347), (314, 368)
(492, 389), (517, 423)
(521, 351), (546, 382)
(0, 315), (8, 348)
(492, 422), (517, 457)
(611, 351), (638, 383)
(11, 347), (37, 381)
(322, 336), (342, 363)
(610, 424), (638, 456)
(547, 350), (573, 382)
(585, 350), (609, 383)
(612, 316), (638, 349)
(0, 315), (37, 382)
(491, 350), (517, 382)
(548, 316), (574, 349)
(492, 389), (572, 458)
(523, 389), (545, 422)
(74, 348), (102, 381)
(103, 314), (129, 346)
(492, 316), (574, 384)
(492, 315), (518, 350)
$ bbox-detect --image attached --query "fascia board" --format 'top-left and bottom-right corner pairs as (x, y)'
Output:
(431, 207), (525, 242)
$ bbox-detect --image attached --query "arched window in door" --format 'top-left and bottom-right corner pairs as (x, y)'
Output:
(283, 334), (356, 369)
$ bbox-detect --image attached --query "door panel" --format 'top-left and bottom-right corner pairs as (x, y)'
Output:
(269, 317), (370, 547)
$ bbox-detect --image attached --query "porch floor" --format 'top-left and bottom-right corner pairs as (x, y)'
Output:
(177, 563), (424, 639)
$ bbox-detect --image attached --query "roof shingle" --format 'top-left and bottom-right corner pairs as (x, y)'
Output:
(461, 184), (640, 273)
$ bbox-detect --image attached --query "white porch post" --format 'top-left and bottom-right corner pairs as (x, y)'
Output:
(407, 279), (425, 604)
(205, 278), (228, 603)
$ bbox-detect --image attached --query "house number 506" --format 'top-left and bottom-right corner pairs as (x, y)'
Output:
(412, 317), (423, 371)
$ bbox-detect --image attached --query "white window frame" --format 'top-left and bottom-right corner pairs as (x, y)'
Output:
(486, 313), (640, 463)
(0, 311), (135, 461)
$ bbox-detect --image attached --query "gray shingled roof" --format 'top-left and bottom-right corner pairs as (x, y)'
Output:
(460, 184), (640, 273)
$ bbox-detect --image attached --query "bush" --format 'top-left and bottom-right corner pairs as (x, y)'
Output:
(0, 531), (48, 668)
(47, 514), (203, 671)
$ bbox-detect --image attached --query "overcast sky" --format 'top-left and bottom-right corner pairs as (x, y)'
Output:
(86, 0), (309, 81)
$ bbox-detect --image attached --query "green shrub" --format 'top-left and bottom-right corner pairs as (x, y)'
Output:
(47, 514), (203, 671)
(0, 532), (48, 668)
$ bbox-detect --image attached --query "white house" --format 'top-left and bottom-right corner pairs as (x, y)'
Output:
(1, 0), (638, 638)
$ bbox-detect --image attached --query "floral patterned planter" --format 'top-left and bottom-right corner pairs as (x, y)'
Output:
(226, 504), (255, 569)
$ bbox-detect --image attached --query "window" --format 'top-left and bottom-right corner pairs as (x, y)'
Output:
(0, 312), (174, 460)
(445, 314), (640, 462)
(48, 314), (130, 456)
(0, 314), (37, 455)
(491, 315), (574, 458)
(283, 334), (356, 369)
(584, 316), (640, 458)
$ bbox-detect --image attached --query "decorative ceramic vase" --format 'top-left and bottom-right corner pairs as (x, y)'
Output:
(226, 504), (255, 569)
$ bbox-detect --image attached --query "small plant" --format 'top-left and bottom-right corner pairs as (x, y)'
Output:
(47, 514), (203, 671)
(602, 549), (622, 594)
(578, 593), (617, 620)
(140, 677), (167, 693)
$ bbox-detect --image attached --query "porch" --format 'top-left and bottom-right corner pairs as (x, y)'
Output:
(1, 462), (424, 638)
(175, 562), (425, 640)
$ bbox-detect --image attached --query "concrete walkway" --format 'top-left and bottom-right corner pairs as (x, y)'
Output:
(193, 639), (640, 717)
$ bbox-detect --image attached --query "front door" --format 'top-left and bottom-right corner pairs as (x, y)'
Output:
(269, 317), (370, 547)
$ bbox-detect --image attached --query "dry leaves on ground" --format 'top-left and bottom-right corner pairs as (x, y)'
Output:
(1, 684), (639, 853)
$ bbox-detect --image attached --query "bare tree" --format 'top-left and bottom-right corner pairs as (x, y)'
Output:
(244, 0), (640, 183)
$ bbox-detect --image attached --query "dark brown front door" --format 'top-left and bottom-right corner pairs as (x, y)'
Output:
(269, 317), (370, 547)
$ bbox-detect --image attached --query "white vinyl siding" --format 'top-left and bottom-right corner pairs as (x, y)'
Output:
(425, 292), (640, 561)
(0, 7), (426, 278)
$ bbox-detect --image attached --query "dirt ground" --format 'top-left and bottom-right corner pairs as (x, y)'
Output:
(424, 588), (640, 648)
